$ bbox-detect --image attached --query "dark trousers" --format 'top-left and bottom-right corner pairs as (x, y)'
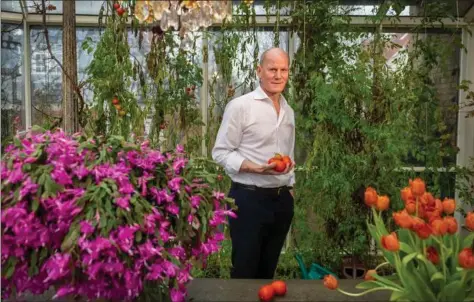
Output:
(228, 182), (294, 279)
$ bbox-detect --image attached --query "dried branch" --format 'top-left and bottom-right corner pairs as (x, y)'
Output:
(39, 0), (86, 127)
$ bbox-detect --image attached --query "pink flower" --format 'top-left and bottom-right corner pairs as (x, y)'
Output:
(170, 288), (186, 302)
(115, 196), (130, 211)
(168, 177), (183, 192)
(42, 253), (72, 282)
(190, 195), (201, 208)
(172, 157), (187, 174)
(19, 177), (39, 199)
(212, 191), (225, 201)
(176, 144), (185, 153)
(79, 221), (94, 235)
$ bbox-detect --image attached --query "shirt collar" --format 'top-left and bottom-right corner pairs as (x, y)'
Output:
(252, 85), (288, 105)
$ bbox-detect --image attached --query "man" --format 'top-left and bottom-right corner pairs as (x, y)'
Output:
(212, 47), (295, 279)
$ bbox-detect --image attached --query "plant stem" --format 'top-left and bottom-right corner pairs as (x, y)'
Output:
(437, 237), (448, 281)
(375, 261), (390, 271)
(337, 286), (400, 297)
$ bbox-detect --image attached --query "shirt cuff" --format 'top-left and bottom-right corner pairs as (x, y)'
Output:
(224, 151), (246, 175)
(289, 172), (296, 186)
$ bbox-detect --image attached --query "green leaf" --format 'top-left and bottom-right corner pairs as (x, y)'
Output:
(462, 232), (474, 248)
(390, 290), (408, 301)
(29, 250), (39, 276)
(438, 280), (465, 301)
(31, 197), (40, 212)
(401, 252), (418, 267)
(135, 231), (143, 243)
(399, 242), (414, 254)
(61, 228), (80, 252)
(39, 248), (48, 263)
(416, 254), (439, 277)
(430, 272), (444, 282)
(3, 257), (17, 279)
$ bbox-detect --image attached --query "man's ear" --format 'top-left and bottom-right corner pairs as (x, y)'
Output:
(256, 65), (262, 77)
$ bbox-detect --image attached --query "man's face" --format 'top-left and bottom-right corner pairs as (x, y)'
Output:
(257, 51), (289, 95)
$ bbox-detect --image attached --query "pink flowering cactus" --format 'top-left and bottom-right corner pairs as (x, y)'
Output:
(1, 129), (236, 302)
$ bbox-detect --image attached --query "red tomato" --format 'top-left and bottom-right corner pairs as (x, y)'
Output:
(117, 7), (125, 16)
(282, 155), (292, 166)
(112, 98), (119, 105)
(113, 3), (120, 9)
(271, 280), (287, 296)
(274, 160), (286, 172)
(258, 285), (274, 302)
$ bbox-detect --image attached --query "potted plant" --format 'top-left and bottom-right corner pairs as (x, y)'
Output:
(1, 128), (236, 302)
(323, 178), (474, 301)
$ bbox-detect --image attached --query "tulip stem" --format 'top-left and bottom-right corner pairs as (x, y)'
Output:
(375, 261), (390, 271)
(337, 287), (401, 297)
(461, 270), (468, 285)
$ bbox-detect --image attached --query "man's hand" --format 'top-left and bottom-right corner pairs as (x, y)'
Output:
(240, 159), (294, 175)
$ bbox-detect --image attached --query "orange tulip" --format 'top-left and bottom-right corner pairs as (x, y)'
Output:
(364, 269), (377, 281)
(458, 248), (474, 269)
(409, 178), (426, 196)
(431, 219), (448, 236)
(381, 232), (400, 252)
(412, 221), (432, 239)
(393, 210), (413, 229)
(426, 246), (440, 265)
(364, 187), (378, 207)
(442, 198), (456, 215)
(405, 200), (416, 215)
(424, 209), (441, 223)
(376, 195), (390, 211)
(466, 212), (474, 231)
(435, 199), (443, 214)
(444, 216), (458, 235)
(323, 275), (338, 290)
(400, 187), (413, 202)
(420, 192), (434, 205)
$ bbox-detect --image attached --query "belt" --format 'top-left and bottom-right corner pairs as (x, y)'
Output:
(231, 181), (292, 195)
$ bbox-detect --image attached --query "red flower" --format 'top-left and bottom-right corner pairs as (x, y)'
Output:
(400, 186), (413, 203)
(409, 178), (426, 196)
(431, 219), (448, 236)
(466, 212), (474, 231)
(364, 187), (378, 207)
(393, 210), (413, 229)
(364, 269), (377, 281)
(412, 221), (432, 239)
(442, 198), (456, 215)
(376, 195), (390, 211)
(381, 232), (400, 252)
(458, 248), (474, 269)
(426, 246), (440, 265)
(444, 216), (458, 235)
(323, 275), (338, 290)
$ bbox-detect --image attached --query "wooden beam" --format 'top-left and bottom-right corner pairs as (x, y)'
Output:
(464, 3), (474, 22)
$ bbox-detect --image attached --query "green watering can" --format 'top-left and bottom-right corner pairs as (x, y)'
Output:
(294, 253), (337, 280)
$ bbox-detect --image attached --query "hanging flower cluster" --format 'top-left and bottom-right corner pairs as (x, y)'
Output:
(1, 128), (236, 302)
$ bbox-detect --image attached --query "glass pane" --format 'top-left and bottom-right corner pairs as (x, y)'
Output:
(26, 0), (62, 14)
(1, 23), (24, 145)
(1, 0), (23, 12)
(232, 0), (290, 16)
(30, 26), (63, 128)
(76, 0), (104, 15)
(208, 29), (288, 103)
(76, 27), (101, 103)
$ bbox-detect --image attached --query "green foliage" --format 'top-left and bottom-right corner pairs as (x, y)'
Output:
(83, 5), (149, 139)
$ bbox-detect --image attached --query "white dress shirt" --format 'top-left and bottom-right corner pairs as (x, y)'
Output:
(212, 86), (295, 188)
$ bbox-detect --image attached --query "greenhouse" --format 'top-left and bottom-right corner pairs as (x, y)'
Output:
(1, 0), (474, 301)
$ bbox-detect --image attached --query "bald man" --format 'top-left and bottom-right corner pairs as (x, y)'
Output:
(212, 48), (295, 279)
